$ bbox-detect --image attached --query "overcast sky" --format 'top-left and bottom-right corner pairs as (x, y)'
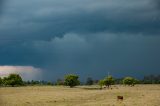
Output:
(0, 0), (160, 81)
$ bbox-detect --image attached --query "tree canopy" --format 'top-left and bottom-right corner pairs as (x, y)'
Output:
(3, 74), (23, 87)
(0, 77), (2, 85)
(103, 75), (115, 88)
(123, 77), (138, 86)
(98, 80), (105, 89)
(64, 74), (80, 88)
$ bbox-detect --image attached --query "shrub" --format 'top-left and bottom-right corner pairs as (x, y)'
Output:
(0, 77), (2, 86)
(103, 75), (115, 88)
(123, 77), (138, 86)
(3, 74), (23, 87)
(98, 80), (104, 89)
(64, 74), (80, 88)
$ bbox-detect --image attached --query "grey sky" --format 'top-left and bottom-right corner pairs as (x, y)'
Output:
(0, 0), (160, 81)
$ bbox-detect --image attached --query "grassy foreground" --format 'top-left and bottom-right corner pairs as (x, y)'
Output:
(0, 85), (160, 106)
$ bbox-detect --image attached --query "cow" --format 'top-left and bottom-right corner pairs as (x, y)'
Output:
(117, 96), (123, 101)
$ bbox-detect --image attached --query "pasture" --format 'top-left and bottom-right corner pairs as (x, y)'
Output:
(0, 85), (160, 106)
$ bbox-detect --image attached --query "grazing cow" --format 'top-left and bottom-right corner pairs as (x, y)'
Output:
(117, 96), (123, 101)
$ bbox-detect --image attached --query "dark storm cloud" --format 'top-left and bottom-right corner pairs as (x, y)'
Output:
(31, 33), (160, 80)
(0, 0), (5, 15)
(0, 0), (160, 80)
(0, 0), (160, 40)
(153, 0), (160, 9)
(1, 32), (160, 80)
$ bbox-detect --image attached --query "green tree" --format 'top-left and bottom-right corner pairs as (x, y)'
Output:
(0, 77), (2, 86)
(47, 81), (52, 85)
(3, 74), (23, 87)
(86, 77), (93, 85)
(123, 77), (138, 86)
(103, 75), (115, 88)
(98, 80), (104, 89)
(64, 74), (80, 88)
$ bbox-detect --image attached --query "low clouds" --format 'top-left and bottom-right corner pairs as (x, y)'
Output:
(31, 33), (160, 80)
(0, 32), (159, 80)
(0, 0), (160, 80)
(0, 66), (42, 80)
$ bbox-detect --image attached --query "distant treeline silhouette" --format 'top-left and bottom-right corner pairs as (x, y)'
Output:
(113, 75), (160, 84)
(141, 75), (160, 84)
(0, 74), (160, 87)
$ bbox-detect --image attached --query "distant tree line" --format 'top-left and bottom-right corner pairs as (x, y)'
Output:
(0, 74), (160, 87)
(141, 75), (160, 84)
(23, 80), (54, 86)
(0, 74), (53, 87)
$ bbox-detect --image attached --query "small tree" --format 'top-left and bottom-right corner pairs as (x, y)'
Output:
(3, 74), (23, 87)
(123, 77), (138, 86)
(47, 81), (52, 85)
(103, 75), (115, 88)
(86, 77), (93, 85)
(64, 74), (80, 88)
(98, 80), (104, 89)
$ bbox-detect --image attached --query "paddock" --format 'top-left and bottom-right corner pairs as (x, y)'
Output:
(0, 85), (160, 106)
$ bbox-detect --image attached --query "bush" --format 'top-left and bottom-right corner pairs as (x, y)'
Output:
(0, 77), (2, 86)
(123, 77), (138, 86)
(47, 81), (52, 85)
(103, 75), (115, 88)
(98, 80), (104, 89)
(64, 74), (80, 88)
(98, 75), (114, 89)
(3, 74), (23, 87)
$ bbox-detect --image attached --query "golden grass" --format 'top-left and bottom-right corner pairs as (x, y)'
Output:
(0, 85), (160, 106)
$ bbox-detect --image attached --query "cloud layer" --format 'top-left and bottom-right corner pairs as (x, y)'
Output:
(0, 66), (42, 80)
(0, 0), (160, 80)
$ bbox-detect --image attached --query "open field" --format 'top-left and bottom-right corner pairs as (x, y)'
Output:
(0, 85), (160, 106)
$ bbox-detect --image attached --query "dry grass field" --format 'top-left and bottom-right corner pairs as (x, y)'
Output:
(0, 85), (160, 106)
